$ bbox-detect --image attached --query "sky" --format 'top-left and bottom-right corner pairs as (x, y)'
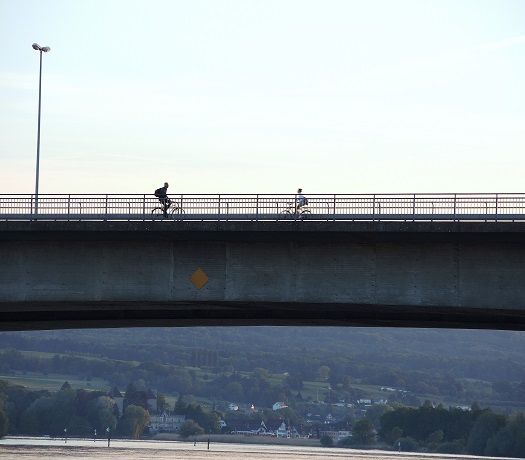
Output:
(1, 0), (525, 195)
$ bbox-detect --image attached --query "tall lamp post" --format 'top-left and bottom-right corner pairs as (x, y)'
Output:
(32, 42), (51, 216)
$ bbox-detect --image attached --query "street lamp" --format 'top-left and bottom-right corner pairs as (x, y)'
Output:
(32, 43), (51, 216)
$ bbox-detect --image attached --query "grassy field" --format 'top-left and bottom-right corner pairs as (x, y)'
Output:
(0, 372), (109, 392)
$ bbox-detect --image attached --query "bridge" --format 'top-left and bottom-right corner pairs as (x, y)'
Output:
(1, 193), (525, 332)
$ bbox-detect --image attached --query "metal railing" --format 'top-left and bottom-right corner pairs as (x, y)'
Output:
(1, 193), (525, 222)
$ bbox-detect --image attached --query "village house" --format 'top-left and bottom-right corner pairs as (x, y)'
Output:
(276, 421), (289, 438)
(108, 385), (158, 417)
(320, 430), (351, 443)
(272, 402), (288, 410)
(149, 410), (186, 434)
(231, 420), (270, 436)
(271, 421), (308, 439)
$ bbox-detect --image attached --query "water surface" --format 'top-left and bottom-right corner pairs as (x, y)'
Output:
(0, 437), (503, 460)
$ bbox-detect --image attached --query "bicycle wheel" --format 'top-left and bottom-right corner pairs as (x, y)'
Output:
(170, 208), (184, 219)
(299, 209), (311, 219)
(151, 207), (164, 218)
(170, 203), (185, 215)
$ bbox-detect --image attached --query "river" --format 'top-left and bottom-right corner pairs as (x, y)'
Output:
(0, 437), (509, 460)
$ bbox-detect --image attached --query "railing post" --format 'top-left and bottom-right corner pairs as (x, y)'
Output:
(333, 194), (336, 221)
(453, 194), (457, 221)
(412, 194), (416, 221)
(104, 195), (108, 221)
(495, 194), (499, 222)
(256, 194), (259, 221)
(30, 194), (35, 219)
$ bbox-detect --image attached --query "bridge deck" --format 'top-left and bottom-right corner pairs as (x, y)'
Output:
(2, 193), (525, 222)
(2, 213), (525, 222)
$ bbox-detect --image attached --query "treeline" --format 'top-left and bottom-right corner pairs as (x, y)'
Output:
(1, 346), (525, 408)
(0, 379), (137, 438)
(0, 379), (220, 439)
(0, 374), (524, 457)
(2, 328), (525, 383)
(0, 350), (293, 408)
(2, 347), (525, 411)
(376, 403), (525, 458)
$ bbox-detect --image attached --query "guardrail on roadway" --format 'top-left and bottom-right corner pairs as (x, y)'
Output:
(1, 193), (525, 222)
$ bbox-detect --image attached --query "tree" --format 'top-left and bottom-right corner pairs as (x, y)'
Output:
(485, 413), (525, 458)
(389, 426), (403, 445)
(365, 403), (392, 430)
(174, 394), (186, 414)
(156, 392), (170, 412)
(427, 429), (444, 444)
(119, 405), (150, 439)
(223, 382), (243, 401)
(123, 383), (147, 411)
(465, 410), (506, 455)
(317, 366), (331, 381)
(185, 402), (220, 433)
(19, 396), (55, 435)
(97, 407), (117, 434)
(320, 434), (334, 447)
(285, 373), (303, 390)
(159, 369), (193, 394)
(253, 368), (271, 380)
(352, 419), (376, 445)
(178, 419), (204, 438)
(0, 408), (8, 438)
(397, 436), (418, 452)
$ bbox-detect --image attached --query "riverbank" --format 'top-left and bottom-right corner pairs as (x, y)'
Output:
(153, 433), (324, 447)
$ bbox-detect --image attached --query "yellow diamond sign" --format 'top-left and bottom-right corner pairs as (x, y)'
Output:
(190, 268), (209, 289)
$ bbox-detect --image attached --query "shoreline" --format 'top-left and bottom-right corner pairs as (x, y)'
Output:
(0, 436), (506, 460)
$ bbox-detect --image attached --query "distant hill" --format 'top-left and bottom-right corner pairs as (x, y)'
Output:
(0, 327), (524, 381)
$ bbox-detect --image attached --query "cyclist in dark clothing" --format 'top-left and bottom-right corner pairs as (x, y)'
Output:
(157, 182), (171, 217)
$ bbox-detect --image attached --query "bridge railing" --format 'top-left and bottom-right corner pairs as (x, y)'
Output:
(1, 193), (525, 221)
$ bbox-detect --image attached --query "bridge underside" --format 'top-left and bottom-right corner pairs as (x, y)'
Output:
(2, 220), (525, 332)
(0, 300), (524, 331)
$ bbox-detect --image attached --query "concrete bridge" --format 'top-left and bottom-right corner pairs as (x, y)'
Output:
(1, 218), (525, 332)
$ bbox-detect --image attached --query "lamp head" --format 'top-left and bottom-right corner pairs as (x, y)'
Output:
(32, 43), (51, 52)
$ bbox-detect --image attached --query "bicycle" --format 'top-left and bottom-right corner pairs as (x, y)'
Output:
(151, 199), (185, 218)
(280, 202), (311, 219)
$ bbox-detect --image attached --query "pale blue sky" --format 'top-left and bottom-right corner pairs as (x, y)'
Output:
(1, 0), (525, 194)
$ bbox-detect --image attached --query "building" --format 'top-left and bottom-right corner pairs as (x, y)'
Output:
(276, 421), (289, 438)
(231, 420), (271, 436)
(146, 388), (157, 412)
(320, 430), (351, 443)
(108, 386), (124, 416)
(272, 402), (288, 410)
(149, 410), (186, 434)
